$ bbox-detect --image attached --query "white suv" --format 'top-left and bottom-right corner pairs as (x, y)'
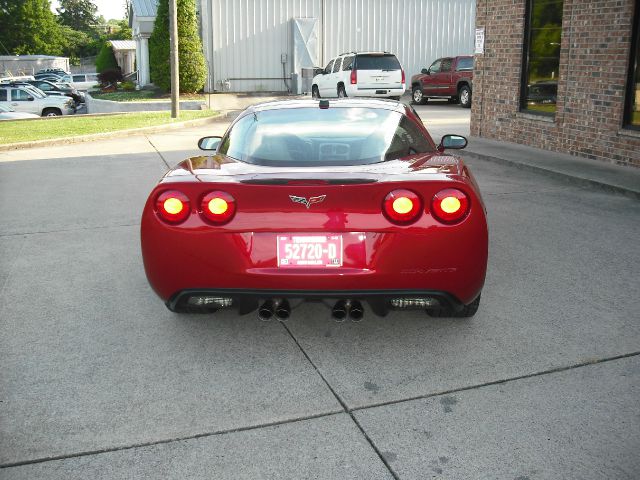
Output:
(312, 52), (405, 100)
(0, 84), (75, 116)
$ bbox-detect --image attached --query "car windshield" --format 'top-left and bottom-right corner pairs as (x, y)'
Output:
(355, 54), (401, 70)
(24, 86), (46, 98)
(218, 106), (434, 166)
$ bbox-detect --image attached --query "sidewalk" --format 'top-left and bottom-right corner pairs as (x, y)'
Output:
(461, 136), (640, 200)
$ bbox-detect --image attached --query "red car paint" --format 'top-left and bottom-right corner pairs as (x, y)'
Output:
(140, 99), (488, 316)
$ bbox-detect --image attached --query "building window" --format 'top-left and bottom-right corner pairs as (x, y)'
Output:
(624, 1), (640, 129)
(521, 0), (564, 115)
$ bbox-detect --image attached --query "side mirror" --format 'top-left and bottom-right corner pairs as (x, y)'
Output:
(421, 68), (429, 75)
(27, 96), (34, 101)
(198, 136), (222, 151)
(438, 134), (468, 152)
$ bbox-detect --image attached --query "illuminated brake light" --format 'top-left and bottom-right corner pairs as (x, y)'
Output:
(156, 190), (190, 224)
(208, 197), (228, 215)
(440, 196), (461, 214)
(201, 191), (236, 224)
(383, 189), (422, 224)
(393, 197), (414, 214)
(350, 69), (357, 85)
(431, 188), (469, 224)
(163, 197), (184, 215)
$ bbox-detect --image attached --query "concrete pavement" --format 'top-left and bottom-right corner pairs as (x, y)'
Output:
(0, 109), (639, 479)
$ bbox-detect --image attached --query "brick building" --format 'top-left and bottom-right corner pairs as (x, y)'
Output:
(471, 0), (640, 168)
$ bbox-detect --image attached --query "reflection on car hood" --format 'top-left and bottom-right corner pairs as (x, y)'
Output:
(161, 152), (468, 184)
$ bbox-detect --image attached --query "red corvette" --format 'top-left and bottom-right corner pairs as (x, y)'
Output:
(141, 99), (488, 320)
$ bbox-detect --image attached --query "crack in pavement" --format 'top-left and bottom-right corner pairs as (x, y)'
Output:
(279, 322), (402, 480)
(2, 348), (638, 470)
(0, 223), (140, 238)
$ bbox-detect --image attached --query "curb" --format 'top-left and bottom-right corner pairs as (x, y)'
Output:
(0, 113), (225, 152)
(460, 149), (640, 201)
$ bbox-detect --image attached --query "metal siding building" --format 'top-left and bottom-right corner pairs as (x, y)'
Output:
(200, 0), (475, 92)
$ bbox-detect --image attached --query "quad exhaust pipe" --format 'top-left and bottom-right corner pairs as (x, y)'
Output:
(258, 299), (291, 321)
(259, 298), (363, 321)
(331, 300), (364, 322)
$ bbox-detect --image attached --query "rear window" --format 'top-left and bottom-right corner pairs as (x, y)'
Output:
(219, 107), (433, 167)
(456, 57), (474, 71)
(355, 54), (401, 71)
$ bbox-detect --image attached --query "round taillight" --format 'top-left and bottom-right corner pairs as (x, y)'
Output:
(201, 191), (236, 224)
(431, 188), (470, 224)
(383, 189), (422, 225)
(156, 190), (190, 224)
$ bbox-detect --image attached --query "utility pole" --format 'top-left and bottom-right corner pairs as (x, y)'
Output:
(169, 0), (179, 118)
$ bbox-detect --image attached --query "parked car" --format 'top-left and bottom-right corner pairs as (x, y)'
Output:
(0, 84), (75, 116)
(411, 56), (474, 107)
(141, 99), (488, 319)
(0, 104), (40, 120)
(526, 80), (558, 105)
(24, 79), (84, 104)
(36, 68), (69, 76)
(312, 52), (406, 100)
(70, 73), (99, 91)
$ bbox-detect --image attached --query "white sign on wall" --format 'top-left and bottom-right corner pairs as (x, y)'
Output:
(475, 28), (485, 54)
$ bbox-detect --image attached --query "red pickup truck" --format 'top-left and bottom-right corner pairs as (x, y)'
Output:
(410, 56), (473, 108)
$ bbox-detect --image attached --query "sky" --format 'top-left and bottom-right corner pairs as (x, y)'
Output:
(50, 0), (127, 21)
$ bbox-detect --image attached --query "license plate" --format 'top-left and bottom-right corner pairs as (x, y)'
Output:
(277, 235), (343, 268)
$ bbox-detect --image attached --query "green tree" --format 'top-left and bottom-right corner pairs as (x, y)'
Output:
(106, 19), (132, 40)
(56, 0), (98, 33)
(0, 0), (64, 55)
(59, 24), (93, 62)
(149, 0), (207, 93)
(95, 41), (118, 72)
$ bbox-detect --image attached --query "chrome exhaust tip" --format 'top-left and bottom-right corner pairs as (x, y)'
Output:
(349, 300), (364, 322)
(258, 300), (275, 321)
(331, 300), (348, 322)
(275, 299), (291, 321)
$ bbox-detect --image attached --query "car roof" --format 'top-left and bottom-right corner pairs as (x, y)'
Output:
(243, 98), (408, 115)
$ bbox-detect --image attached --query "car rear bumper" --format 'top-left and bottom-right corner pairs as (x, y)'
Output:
(167, 288), (469, 316)
(347, 86), (406, 98)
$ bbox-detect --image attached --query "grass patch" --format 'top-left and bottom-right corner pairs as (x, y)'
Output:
(0, 110), (218, 144)
(524, 104), (556, 114)
(90, 89), (205, 102)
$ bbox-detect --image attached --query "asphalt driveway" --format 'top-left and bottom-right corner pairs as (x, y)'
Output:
(0, 109), (638, 479)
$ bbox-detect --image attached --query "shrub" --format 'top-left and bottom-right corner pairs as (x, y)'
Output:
(95, 42), (119, 73)
(98, 68), (123, 86)
(149, 0), (207, 93)
(121, 81), (136, 91)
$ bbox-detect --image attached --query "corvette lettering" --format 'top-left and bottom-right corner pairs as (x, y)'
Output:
(289, 195), (326, 209)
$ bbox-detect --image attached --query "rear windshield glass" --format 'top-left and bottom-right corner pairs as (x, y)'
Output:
(219, 107), (433, 167)
(456, 57), (474, 71)
(355, 54), (401, 71)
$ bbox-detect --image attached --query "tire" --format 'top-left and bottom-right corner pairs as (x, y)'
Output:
(42, 108), (61, 117)
(426, 294), (481, 318)
(312, 85), (320, 99)
(337, 85), (347, 98)
(412, 87), (427, 105)
(459, 85), (472, 108)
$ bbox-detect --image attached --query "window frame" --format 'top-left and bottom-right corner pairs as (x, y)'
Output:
(623, 0), (640, 130)
(520, 0), (564, 117)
